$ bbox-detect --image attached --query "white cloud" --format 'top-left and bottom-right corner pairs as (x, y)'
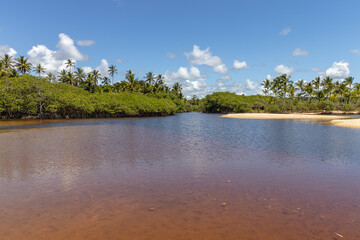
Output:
(166, 52), (177, 59)
(77, 40), (95, 46)
(164, 66), (211, 98)
(27, 33), (87, 74)
(292, 48), (309, 56)
(280, 27), (291, 36)
(350, 49), (360, 55)
(116, 58), (123, 63)
(164, 66), (205, 82)
(274, 64), (293, 75)
(325, 61), (350, 79)
(185, 45), (228, 73)
(96, 59), (110, 78)
(0, 45), (17, 56)
(213, 64), (228, 74)
(233, 60), (250, 70)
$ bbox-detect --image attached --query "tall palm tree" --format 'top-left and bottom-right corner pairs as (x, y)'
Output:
(1, 54), (14, 70)
(261, 78), (271, 96)
(145, 72), (155, 85)
(125, 70), (138, 93)
(295, 79), (306, 100)
(305, 82), (314, 103)
(74, 68), (86, 84)
(90, 70), (101, 86)
(65, 59), (75, 73)
(0, 62), (6, 77)
(58, 69), (68, 83)
(108, 65), (118, 84)
(172, 82), (183, 98)
(15, 56), (32, 74)
(35, 64), (46, 77)
(312, 77), (321, 101)
(321, 76), (333, 99)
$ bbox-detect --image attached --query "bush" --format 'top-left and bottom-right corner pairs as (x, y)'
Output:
(341, 103), (356, 112)
(317, 100), (335, 111)
(266, 104), (281, 113)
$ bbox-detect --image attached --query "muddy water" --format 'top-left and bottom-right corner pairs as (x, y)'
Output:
(1, 113), (360, 240)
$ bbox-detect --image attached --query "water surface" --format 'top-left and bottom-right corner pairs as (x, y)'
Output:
(1, 113), (360, 239)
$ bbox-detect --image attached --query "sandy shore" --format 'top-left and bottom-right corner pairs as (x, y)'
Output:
(221, 113), (351, 120)
(329, 119), (360, 129)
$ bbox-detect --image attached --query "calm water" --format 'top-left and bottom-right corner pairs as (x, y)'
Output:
(1, 113), (360, 239)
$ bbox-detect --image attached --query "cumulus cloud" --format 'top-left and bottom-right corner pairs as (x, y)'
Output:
(164, 66), (212, 98)
(292, 48), (309, 56)
(166, 52), (177, 59)
(96, 59), (110, 77)
(350, 49), (360, 55)
(77, 40), (95, 46)
(233, 60), (249, 70)
(280, 27), (291, 36)
(213, 64), (228, 74)
(27, 33), (87, 74)
(274, 64), (293, 75)
(325, 61), (350, 79)
(0, 45), (17, 56)
(185, 45), (228, 74)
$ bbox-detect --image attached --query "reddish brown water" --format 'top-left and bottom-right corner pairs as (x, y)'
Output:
(1, 113), (360, 239)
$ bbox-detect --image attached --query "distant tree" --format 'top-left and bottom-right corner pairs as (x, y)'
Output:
(35, 64), (46, 76)
(15, 56), (32, 74)
(108, 65), (118, 84)
(65, 59), (75, 73)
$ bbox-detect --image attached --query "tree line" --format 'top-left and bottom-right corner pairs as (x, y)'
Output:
(0, 54), (183, 99)
(261, 74), (360, 112)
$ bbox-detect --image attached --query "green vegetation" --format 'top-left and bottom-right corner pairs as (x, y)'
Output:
(0, 55), (192, 119)
(201, 74), (360, 114)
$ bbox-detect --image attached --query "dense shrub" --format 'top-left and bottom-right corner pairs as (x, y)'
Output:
(0, 76), (177, 119)
(317, 100), (335, 111)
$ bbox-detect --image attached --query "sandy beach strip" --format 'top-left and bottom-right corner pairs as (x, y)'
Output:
(221, 113), (352, 120)
(329, 119), (360, 129)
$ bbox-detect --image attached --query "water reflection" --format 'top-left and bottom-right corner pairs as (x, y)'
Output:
(1, 113), (360, 239)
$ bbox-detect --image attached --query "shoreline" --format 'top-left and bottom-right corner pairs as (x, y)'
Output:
(221, 113), (360, 129)
(220, 113), (352, 120)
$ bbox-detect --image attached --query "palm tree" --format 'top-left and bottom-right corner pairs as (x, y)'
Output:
(67, 72), (76, 86)
(58, 69), (68, 83)
(15, 56), (32, 74)
(312, 77), (321, 101)
(90, 70), (101, 86)
(35, 64), (46, 77)
(295, 79), (306, 100)
(125, 70), (138, 93)
(352, 83), (360, 107)
(102, 76), (111, 85)
(145, 72), (155, 85)
(261, 78), (271, 96)
(46, 73), (56, 82)
(172, 82), (183, 98)
(1, 54), (14, 70)
(305, 82), (314, 103)
(321, 76), (333, 99)
(65, 59), (75, 73)
(74, 68), (86, 85)
(108, 65), (118, 84)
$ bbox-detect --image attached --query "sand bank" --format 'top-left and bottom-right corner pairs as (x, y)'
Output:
(329, 119), (360, 129)
(221, 113), (351, 120)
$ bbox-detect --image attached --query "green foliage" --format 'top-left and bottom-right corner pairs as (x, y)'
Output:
(201, 92), (269, 113)
(341, 103), (355, 112)
(266, 104), (281, 113)
(0, 76), (177, 119)
(317, 100), (335, 111)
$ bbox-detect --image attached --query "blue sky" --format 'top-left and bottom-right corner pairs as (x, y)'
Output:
(1, 0), (360, 98)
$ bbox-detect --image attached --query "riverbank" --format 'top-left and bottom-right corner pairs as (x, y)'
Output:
(221, 113), (351, 120)
(329, 119), (360, 129)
